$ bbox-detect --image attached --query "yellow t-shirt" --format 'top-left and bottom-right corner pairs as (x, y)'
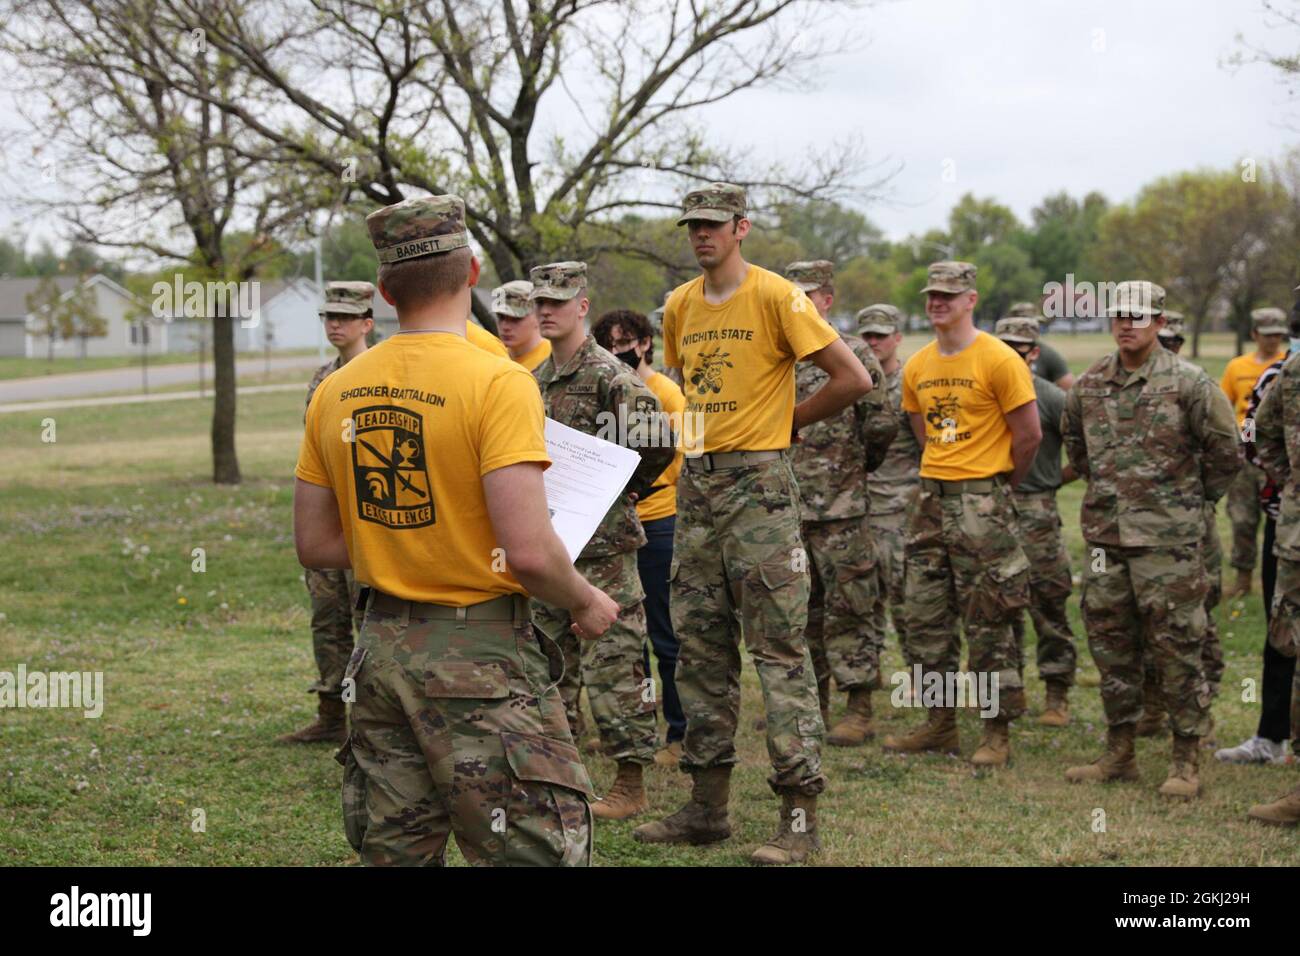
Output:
(515, 338), (552, 372)
(1222, 352), (1285, 424)
(295, 333), (550, 606)
(467, 320), (510, 359)
(636, 371), (685, 523)
(901, 331), (1037, 481)
(662, 265), (838, 453)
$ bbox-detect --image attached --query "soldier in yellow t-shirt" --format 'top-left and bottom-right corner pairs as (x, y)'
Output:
(631, 183), (873, 865)
(492, 279), (553, 371)
(881, 261), (1041, 769)
(593, 308), (687, 768)
(294, 195), (618, 867)
(1221, 307), (1289, 598)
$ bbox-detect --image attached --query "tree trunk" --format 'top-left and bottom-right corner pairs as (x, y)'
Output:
(211, 313), (241, 484)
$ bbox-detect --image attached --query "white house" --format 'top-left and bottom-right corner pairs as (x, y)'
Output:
(0, 273), (156, 358)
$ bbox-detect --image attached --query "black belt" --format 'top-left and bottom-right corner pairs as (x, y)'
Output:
(919, 476), (1007, 496)
(686, 449), (783, 473)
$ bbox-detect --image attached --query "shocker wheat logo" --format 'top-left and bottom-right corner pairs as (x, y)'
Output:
(352, 405), (435, 528)
(690, 348), (733, 396)
(925, 393), (968, 444)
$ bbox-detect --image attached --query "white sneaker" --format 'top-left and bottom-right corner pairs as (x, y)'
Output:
(1214, 736), (1285, 764)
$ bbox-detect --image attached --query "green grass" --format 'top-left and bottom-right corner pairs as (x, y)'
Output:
(0, 349), (319, 381)
(0, 347), (1296, 866)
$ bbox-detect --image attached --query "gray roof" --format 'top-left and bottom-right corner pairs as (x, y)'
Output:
(0, 276), (81, 319)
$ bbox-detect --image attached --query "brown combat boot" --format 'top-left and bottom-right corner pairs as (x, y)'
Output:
(632, 766), (731, 845)
(653, 740), (683, 768)
(750, 793), (820, 865)
(970, 717), (1012, 767)
(881, 706), (960, 755)
(1037, 679), (1071, 727)
(278, 696), (347, 744)
(1247, 783), (1300, 827)
(1065, 723), (1140, 783)
(1157, 734), (1202, 799)
(827, 688), (875, 747)
(591, 761), (649, 820)
(1135, 679), (1166, 737)
(1226, 568), (1253, 599)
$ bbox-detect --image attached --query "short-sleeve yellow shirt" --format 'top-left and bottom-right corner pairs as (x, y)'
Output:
(514, 338), (552, 372)
(295, 332), (549, 606)
(662, 265), (838, 453)
(902, 331), (1037, 481)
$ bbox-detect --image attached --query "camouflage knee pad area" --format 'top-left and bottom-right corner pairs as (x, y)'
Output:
(306, 567), (360, 698)
(803, 514), (884, 691)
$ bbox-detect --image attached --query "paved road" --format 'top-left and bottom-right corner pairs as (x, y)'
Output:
(0, 383), (304, 415)
(0, 354), (323, 403)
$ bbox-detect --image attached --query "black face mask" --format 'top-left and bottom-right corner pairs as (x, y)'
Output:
(614, 348), (640, 368)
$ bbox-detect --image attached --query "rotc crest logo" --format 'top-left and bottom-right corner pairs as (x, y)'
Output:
(351, 405), (435, 529)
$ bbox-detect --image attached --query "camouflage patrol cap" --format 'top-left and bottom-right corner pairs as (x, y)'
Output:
(1252, 307), (1288, 335)
(856, 304), (903, 335)
(319, 280), (375, 316)
(1007, 301), (1041, 319)
(491, 280), (534, 318)
(528, 261), (588, 301)
(920, 261), (977, 295)
(785, 260), (835, 292)
(994, 316), (1039, 344)
(676, 182), (747, 226)
(366, 195), (469, 264)
(1158, 311), (1185, 339)
(1105, 280), (1165, 318)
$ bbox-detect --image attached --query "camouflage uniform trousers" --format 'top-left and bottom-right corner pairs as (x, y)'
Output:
(337, 593), (593, 866)
(1142, 506), (1225, 702)
(903, 480), (1030, 709)
(305, 567), (362, 700)
(1266, 556), (1300, 748)
(672, 454), (826, 796)
(870, 505), (917, 666)
(1008, 492), (1077, 686)
(532, 550), (657, 765)
(1082, 541), (1212, 737)
(1226, 465), (1265, 572)
(802, 514), (885, 705)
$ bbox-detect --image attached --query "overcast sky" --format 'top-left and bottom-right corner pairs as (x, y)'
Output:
(1, 0), (1293, 253)
(698, 0), (1295, 238)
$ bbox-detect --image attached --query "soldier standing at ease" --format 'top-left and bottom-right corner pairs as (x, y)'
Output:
(1222, 308), (1289, 598)
(530, 262), (675, 821)
(994, 316), (1078, 726)
(1062, 281), (1238, 799)
(785, 260), (896, 746)
(632, 183), (873, 865)
(280, 281), (374, 745)
(861, 305), (922, 680)
(1006, 301), (1074, 390)
(492, 280), (552, 372)
(295, 195), (619, 865)
(881, 262), (1040, 768)
(1246, 300), (1300, 824)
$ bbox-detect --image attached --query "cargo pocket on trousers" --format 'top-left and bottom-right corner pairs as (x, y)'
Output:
(334, 737), (368, 854)
(425, 661), (510, 699)
(836, 557), (879, 616)
(752, 557), (807, 637)
(501, 731), (595, 867)
(967, 553), (1030, 627)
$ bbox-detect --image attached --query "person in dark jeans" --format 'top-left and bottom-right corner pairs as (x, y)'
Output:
(593, 308), (687, 765)
(1217, 353), (1296, 763)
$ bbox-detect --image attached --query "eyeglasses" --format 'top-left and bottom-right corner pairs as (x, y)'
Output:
(609, 336), (641, 350)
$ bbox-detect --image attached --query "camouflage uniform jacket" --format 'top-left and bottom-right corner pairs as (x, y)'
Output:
(1253, 351), (1300, 558)
(792, 335), (894, 521)
(1063, 346), (1239, 547)
(305, 357), (343, 423)
(866, 365), (922, 515)
(535, 334), (675, 557)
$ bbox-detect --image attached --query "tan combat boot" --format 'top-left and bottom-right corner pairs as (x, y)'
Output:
(827, 687), (875, 747)
(970, 717), (1011, 767)
(881, 706), (960, 755)
(1226, 568), (1253, 599)
(1037, 679), (1070, 727)
(1247, 783), (1300, 827)
(1135, 679), (1166, 737)
(1157, 734), (1202, 799)
(750, 793), (820, 865)
(278, 696), (347, 744)
(591, 761), (649, 820)
(1064, 723), (1140, 783)
(632, 766), (731, 845)
(653, 740), (683, 768)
